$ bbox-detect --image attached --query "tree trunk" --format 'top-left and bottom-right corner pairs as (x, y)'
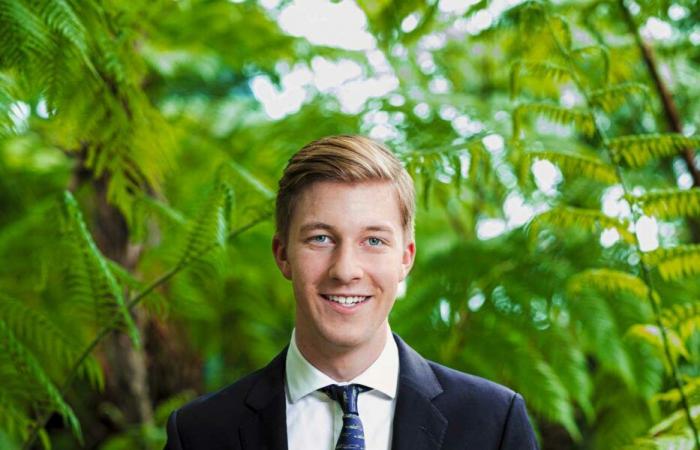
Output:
(92, 176), (154, 427)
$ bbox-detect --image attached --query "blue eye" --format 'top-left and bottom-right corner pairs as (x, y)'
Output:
(311, 235), (329, 244)
(367, 237), (383, 246)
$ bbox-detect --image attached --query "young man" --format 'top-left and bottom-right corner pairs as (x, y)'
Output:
(165, 135), (539, 450)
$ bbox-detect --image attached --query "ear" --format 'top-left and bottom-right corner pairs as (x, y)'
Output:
(272, 234), (292, 280)
(399, 240), (416, 281)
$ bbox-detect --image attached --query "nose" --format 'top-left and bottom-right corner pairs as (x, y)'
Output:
(328, 242), (363, 283)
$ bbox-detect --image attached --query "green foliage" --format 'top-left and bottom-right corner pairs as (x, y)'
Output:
(513, 102), (597, 139)
(636, 188), (700, 220)
(641, 245), (700, 281)
(0, 294), (103, 390)
(525, 150), (617, 184)
(661, 303), (700, 341)
(510, 60), (572, 99)
(530, 206), (635, 243)
(589, 83), (651, 114)
(61, 191), (139, 344)
(567, 268), (652, 300)
(608, 134), (700, 168)
(0, 319), (82, 445)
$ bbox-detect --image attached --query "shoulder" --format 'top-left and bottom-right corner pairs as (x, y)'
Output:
(394, 334), (518, 413)
(172, 367), (263, 432)
(428, 360), (519, 414)
(167, 347), (287, 446)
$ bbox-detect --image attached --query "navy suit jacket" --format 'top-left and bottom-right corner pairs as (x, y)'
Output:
(165, 334), (539, 450)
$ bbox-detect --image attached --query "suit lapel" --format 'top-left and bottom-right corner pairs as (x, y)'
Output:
(239, 348), (288, 450)
(391, 335), (447, 450)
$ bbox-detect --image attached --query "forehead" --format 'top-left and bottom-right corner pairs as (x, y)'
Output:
(290, 180), (402, 233)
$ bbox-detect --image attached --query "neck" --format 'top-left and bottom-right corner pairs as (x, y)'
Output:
(295, 325), (389, 382)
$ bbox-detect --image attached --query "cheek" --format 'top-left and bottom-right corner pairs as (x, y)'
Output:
(290, 252), (327, 287)
(369, 256), (404, 288)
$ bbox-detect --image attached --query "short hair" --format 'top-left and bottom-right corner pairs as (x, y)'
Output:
(275, 135), (415, 243)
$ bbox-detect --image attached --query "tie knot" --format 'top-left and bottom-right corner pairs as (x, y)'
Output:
(320, 384), (371, 415)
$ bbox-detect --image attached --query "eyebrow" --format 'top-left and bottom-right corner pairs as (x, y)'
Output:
(298, 222), (395, 234)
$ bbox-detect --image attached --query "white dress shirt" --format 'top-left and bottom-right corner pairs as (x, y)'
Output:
(285, 327), (399, 450)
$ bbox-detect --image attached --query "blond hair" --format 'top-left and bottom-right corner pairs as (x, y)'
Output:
(275, 135), (415, 243)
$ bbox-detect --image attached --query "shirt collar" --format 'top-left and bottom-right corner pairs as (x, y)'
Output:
(285, 327), (399, 403)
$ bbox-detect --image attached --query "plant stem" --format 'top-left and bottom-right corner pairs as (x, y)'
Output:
(21, 213), (270, 450)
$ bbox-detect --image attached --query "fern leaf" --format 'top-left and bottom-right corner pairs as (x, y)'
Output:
(530, 206), (635, 243)
(178, 176), (235, 267)
(635, 188), (700, 220)
(526, 150), (617, 184)
(608, 134), (700, 168)
(641, 244), (700, 281)
(513, 103), (596, 138)
(589, 82), (650, 113)
(0, 72), (17, 137)
(0, 319), (82, 442)
(402, 139), (489, 208)
(62, 191), (140, 345)
(627, 324), (688, 369)
(0, 0), (52, 66)
(510, 60), (572, 99)
(0, 294), (103, 389)
(36, 0), (89, 56)
(572, 45), (610, 83)
(567, 268), (652, 299)
(644, 404), (700, 443)
(654, 376), (700, 408)
(660, 303), (700, 341)
(0, 401), (33, 444)
(548, 14), (572, 50)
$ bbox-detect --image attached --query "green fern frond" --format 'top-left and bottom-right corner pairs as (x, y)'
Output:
(513, 103), (596, 138)
(608, 134), (700, 168)
(529, 206), (635, 243)
(0, 0), (52, 66)
(589, 82), (650, 113)
(654, 376), (700, 408)
(567, 268), (652, 299)
(178, 175), (235, 267)
(548, 14), (572, 50)
(635, 188), (700, 220)
(630, 433), (698, 450)
(402, 139), (489, 208)
(61, 191), (140, 345)
(571, 45), (610, 83)
(0, 319), (82, 442)
(531, 360), (581, 440)
(0, 72), (17, 137)
(0, 294), (103, 389)
(0, 401), (33, 445)
(627, 324), (688, 369)
(35, 0), (89, 57)
(660, 302), (700, 341)
(510, 60), (572, 99)
(628, 404), (700, 448)
(641, 245), (700, 281)
(526, 150), (617, 184)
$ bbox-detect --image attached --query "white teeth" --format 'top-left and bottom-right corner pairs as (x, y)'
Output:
(326, 295), (368, 305)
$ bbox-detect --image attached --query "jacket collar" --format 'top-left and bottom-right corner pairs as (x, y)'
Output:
(239, 334), (447, 450)
(391, 334), (447, 450)
(240, 348), (288, 450)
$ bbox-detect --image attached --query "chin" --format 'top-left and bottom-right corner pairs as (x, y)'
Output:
(318, 326), (382, 351)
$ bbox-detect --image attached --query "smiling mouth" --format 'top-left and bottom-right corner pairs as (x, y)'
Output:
(321, 294), (371, 306)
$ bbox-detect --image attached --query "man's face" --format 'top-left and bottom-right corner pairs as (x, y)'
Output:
(273, 180), (415, 355)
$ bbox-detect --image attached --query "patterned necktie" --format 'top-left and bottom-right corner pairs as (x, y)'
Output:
(320, 384), (372, 450)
